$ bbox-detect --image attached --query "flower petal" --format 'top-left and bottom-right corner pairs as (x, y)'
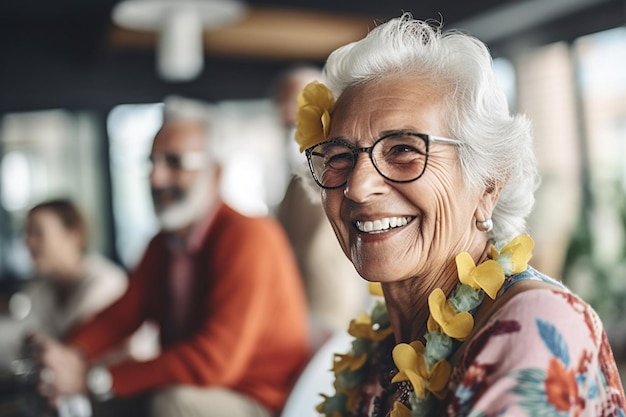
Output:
(427, 360), (452, 393)
(295, 81), (335, 152)
(428, 289), (474, 340)
(349, 312), (394, 341)
(456, 252), (477, 287)
(390, 401), (413, 417)
(501, 234), (534, 274)
(316, 393), (348, 417)
(473, 260), (505, 299)
(427, 314), (440, 333)
(409, 340), (425, 354)
(405, 369), (428, 398)
(456, 252), (504, 299)
(295, 106), (324, 151)
(368, 282), (384, 297)
(333, 353), (368, 373)
(321, 110), (332, 139)
(392, 343), (419, 372)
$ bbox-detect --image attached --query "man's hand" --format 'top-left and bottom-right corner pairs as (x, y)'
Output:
(26, 331), (88, 406)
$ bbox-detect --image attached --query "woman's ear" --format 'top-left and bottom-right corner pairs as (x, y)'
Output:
(474, 179), (504, 223)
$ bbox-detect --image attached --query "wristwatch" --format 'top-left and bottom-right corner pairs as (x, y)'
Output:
(86, 366), (113, 401)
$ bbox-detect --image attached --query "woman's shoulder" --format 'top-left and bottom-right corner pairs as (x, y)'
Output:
(501, 265), (567, 294)
(464, 267), (608, 368)
(490, 266), (591, 324)
(449, 268), (625, 417)
(82, 253), (127, 285)
(457, 265), (605, 371)
(493, 284), (598, 332)
(489, 266), (600, 337)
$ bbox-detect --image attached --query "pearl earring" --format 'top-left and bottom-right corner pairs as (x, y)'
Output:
(476, 218), (493, 233)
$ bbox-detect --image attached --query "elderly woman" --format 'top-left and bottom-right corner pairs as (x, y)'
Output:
(294, 14), (625, 417)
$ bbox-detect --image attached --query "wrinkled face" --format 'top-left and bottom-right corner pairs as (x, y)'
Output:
(149, 121), (218, 231)
(321, 76), (492, 282)
(25, 209), (80, 278)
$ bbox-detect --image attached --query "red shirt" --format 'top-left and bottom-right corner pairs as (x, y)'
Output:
(68, 203), (311, 414)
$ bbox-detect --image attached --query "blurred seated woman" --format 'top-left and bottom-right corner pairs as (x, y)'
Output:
(294, 14), (626, 416)
(22, 199), (128, 340)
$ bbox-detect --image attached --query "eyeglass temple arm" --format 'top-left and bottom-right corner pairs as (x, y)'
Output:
(429, 135), (462, 145)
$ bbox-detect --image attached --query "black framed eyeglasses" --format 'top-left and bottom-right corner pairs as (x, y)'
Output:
(305, 131), (462, 189)
(148, 151), (206, 171)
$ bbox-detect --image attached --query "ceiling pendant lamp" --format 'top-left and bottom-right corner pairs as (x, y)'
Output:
(112, 0), (247, 82)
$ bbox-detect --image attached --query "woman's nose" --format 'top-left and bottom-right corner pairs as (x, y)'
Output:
(342, 154), (387, 202)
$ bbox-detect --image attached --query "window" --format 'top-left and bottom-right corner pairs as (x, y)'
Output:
(0, 110), (109, 279)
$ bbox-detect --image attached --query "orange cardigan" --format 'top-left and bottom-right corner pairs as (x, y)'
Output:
(68, 203), (311, 414)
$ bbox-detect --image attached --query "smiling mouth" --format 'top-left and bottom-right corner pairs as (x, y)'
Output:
(355, 216), (414, 233)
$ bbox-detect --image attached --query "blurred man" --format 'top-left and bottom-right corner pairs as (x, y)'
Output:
(29, 96), (311, 417)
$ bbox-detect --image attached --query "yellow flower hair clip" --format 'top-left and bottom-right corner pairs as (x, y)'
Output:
(295, 81), (335, 152)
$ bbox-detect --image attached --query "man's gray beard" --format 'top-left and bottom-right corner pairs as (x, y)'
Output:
(155, 173), (215, 232)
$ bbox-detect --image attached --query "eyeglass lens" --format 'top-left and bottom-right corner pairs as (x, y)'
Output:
(148, 152), (206, 171)
(308, 133), (429, 188)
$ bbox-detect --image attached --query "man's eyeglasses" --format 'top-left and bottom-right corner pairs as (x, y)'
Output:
(305, 131), (461, 189)
(148, 151), (206, 171)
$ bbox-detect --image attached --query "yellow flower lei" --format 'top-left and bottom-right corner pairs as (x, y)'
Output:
(295, 81), (335, 152)
(317, 235), (534, 417)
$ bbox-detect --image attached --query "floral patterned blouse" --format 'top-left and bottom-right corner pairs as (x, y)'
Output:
(349, 267), (626, 417)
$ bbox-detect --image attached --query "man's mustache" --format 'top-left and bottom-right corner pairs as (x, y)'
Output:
(151, 187), (185, 202)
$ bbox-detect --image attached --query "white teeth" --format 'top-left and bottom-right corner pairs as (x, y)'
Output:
(355, 216), (412, 233)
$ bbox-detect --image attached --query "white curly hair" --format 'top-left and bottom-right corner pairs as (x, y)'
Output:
(297, 13), (539, 245)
